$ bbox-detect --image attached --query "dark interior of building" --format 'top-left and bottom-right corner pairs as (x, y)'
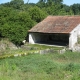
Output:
(36, 33), (69, 46)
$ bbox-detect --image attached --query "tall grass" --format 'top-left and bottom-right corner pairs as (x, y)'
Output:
(0, 51), (80, 80)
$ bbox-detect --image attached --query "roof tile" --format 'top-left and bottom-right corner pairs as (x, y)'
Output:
(29, 16), (80, 33)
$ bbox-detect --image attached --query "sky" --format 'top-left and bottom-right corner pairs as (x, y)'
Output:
(0, 0), (80, 6)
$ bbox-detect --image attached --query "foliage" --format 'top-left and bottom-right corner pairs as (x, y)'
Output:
(0, 6), (35, 45)
(71, 4), (80, 15)
(10, 0), (24, 9)
(0, 51), (80, 80)
(28, 6), (48, 22)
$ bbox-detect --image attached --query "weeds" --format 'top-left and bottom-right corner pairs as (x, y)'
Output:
(0, 42), (80, 80)
(0, 52), (80, 80)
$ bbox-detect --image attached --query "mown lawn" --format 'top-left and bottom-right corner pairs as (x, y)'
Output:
(0, 51), (80, 80)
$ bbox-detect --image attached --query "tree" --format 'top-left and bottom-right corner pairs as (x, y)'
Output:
(0, 5), (36, 45)
(63, 4), (74, 15)
(10, 0), (24, 9)
(37, 0), (46, 8)
(71, 4), (80, 15)
(28, 6), (48, 22)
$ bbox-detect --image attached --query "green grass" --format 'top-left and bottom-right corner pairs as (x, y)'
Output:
(25, 43), (63, 50)
(0, 43), (64, 59)
(0, 51), (80, 80)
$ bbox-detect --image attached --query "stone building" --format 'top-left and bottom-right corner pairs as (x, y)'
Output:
(28, 16), (80, 50)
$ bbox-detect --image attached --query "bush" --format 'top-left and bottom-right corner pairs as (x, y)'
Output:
(0, 8), (36, 45)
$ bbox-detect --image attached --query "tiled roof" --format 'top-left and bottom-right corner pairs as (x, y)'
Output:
(29, 16), (80, 33)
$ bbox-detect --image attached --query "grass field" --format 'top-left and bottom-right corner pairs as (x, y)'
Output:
(0, 51), (80, 80)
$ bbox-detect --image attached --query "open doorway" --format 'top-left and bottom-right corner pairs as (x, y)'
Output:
(34, 33), (69, 46)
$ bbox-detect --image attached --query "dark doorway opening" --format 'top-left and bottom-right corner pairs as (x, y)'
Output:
(36, 33), (69, 46)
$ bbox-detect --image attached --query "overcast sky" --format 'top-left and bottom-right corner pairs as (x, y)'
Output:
(0, 0), (80, 5)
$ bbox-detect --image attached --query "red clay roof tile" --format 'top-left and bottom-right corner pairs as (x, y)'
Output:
(29, 16), (80, 33)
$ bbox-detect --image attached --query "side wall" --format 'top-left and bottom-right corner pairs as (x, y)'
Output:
(29, 33), (35, 44)
(69, 24), (80, 49)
